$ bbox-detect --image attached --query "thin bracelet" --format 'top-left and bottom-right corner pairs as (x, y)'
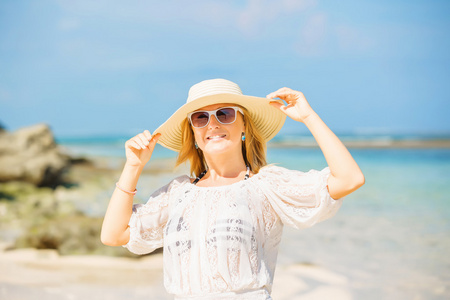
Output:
(115, 182), (137, 195)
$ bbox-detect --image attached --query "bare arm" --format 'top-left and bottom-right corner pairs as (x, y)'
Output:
(100, 130), (160, 246)
(302, 112), (365, 199)
(267, 88), (365, 200)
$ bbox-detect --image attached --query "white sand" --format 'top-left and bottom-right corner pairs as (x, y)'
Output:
(0, 248), (352, 300)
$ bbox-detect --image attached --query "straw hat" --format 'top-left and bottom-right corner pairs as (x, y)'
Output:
(153, 78), (286, 152)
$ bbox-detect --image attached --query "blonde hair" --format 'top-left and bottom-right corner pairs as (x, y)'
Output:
(175, 106), (267, 177)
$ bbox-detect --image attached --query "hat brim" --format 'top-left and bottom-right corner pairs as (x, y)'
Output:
(153, 93), (286, 152)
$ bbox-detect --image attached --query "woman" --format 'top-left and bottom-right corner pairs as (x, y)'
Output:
(101, 79), (364, 299)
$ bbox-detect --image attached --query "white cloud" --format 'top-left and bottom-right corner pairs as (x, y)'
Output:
(59, 18), (81, 31)
(57, 38), (154, 72)
(55, 0), (317, 37)
(52, 0), (328, 65)
(237, 0), (317, 36)
(293, 13), (376, 58)
(281, 0), (317, 11)
(295, 13), (327, 56)
(335, 24), (375, 54)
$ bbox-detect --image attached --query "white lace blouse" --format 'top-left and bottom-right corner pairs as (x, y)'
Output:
(124, 165), (343, 299)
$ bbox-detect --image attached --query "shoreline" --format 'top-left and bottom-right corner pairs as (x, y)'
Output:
(58, 137), (450, 157)
(268, 138), (450, 149)
(1, 140), (449, 299)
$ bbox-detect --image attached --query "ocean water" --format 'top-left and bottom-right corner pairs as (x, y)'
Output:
(58, 137), (450, 299)
(272, 148), (450, 299)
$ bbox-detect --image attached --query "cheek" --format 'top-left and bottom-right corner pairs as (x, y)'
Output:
(233, 127), (244, 137)
(236, 117), (245, 134)
(193, 129), (206, 144)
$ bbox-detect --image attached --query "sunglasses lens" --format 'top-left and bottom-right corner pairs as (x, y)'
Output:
(191, 112), (210, 128)
(190, 107), (238, 128)
(216, 108), (236, 124)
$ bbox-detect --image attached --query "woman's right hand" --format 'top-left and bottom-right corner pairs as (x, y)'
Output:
(124, 130), (161, 167)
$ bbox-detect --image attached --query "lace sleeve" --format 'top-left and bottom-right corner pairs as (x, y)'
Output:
(256, 165), (343, 229)
(123, 175), (189, 255)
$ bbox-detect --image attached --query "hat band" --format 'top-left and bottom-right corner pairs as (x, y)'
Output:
(187, 81), (243, 103)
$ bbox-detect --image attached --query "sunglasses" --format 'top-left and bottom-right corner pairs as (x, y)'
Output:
(188, 106), (244, 128)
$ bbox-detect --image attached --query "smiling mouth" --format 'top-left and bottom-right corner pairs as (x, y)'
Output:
(207, 134), (226, 140)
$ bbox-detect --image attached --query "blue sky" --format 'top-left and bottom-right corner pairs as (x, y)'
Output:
(1, 0), (449, 138)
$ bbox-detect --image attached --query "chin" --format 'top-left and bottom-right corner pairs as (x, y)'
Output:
(203, 141), (237, 155)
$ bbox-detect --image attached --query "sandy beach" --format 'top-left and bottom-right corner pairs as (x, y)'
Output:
(0, 157), (354, 300)
(1, 145), (450, 299)
(2, 0), (449, 297)
(0, 247), (352, 300)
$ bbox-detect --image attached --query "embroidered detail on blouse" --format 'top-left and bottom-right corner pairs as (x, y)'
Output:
(123, 166), (343, 298)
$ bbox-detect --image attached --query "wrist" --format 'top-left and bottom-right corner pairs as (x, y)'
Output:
(124, 160), (146, 170)
(115, 182), (137, 195)
(117, 163), (144, 192)
(302, 112), (320, 126)
(122, 162), (145, 178)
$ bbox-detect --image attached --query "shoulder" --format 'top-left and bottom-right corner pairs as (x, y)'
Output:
(168, 175), (191, 189)
(251, 165), (294, 186)
(256, 164), (302, 177)
(258, 164), (288, 173)
(257, 164), (329, 175)
(253, 165), (330, 184)
(151, 175), (191, 196)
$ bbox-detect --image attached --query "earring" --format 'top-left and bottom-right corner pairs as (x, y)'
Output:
(241, 133), (246, 142)
(195, 141), (198, 149)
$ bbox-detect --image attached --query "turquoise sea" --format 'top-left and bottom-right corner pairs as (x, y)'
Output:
(59, 135), (450, 299)
(274, 147), (450, 300)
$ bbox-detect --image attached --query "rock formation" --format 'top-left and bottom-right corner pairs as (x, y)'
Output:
(0, 124), (70, 186)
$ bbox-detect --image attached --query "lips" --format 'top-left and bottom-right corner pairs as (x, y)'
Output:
(206, 134), (226, 140)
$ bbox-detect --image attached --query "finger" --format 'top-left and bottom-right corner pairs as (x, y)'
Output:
(267, 90), (296, 100)
(138, 133), (150, 147)
(266, 87), (293, 99)
(143, 130), (152, 141)
(271, 101), (295, 113)
(127, 140), (142, 150)
(132, 136), (146, 150)
(266, 91), (279, 99)
(149, 133), (161, 146)
(267, 91), (288, 100)
(147, 133), (161, 151)
(151, 133), (161, 142)
(269, 101), (288, 112)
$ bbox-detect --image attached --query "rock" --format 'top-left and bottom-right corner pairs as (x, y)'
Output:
(0, 180), (139, 257)
(0, 124), (70, 186)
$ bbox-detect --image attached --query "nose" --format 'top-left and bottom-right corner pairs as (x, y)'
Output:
(208, 114), (221, 128)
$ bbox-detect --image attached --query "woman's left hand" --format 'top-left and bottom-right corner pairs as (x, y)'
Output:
(267, 87), (316, 123)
